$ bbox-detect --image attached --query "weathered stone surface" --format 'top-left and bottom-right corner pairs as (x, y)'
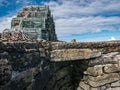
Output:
(115, 54), (120, 66)
(89, 52), (119, 66)
(104, 64), (120, 73)
(0, 59), (12, 85)
(84, 65), (103, 76)
(77, 81), (90, 90)
(51, 49), (101, 61)
(99, 86), (107, 90)
(106, 87), (120, 90)
(87, 73), (120, 87)
(111, 80), (120, 87)
(103, 52), (119, 62)
(90, 87), (99, 90)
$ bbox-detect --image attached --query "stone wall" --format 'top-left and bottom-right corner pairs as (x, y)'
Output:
(51, 41), (120, 61)
(0, 41), (120, 90)
(0, 41), (48, 90)
(77, 52), (120, 90)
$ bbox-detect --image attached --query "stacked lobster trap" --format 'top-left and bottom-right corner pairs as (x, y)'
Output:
(2, 5), (57, 41)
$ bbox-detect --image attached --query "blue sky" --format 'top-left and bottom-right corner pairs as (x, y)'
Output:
(0, 0), (120, 42)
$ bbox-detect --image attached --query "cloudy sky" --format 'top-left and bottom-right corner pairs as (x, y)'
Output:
(0, 0), (120, 42)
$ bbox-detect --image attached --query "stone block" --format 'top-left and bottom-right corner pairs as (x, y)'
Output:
(89, 52), (120, 66)
(103, 52), (119, 63)
(87, 73), (120, 87)
(111, 80), (120, 87)
(106, 87), (120, 90)
(84, 65), (103, 76)
(90, 87), (100, 90)
(77, 87), (84, 90)
(104, 64), (120, 73)
(78, 81), (90, 90)
(51, 49), (101, 61)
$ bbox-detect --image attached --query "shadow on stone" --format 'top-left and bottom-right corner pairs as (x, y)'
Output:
(33, 60), (89, 90)
(69, 60), (89, 90)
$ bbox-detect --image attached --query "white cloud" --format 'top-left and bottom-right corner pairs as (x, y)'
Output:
(15, 0), (37, 5)
(46, 0), (120, 18)
(55, 16), (120, 37)
(109, 36), (116, 41)
(0, 15), (15, 32)
(43, 0), (120, 38)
